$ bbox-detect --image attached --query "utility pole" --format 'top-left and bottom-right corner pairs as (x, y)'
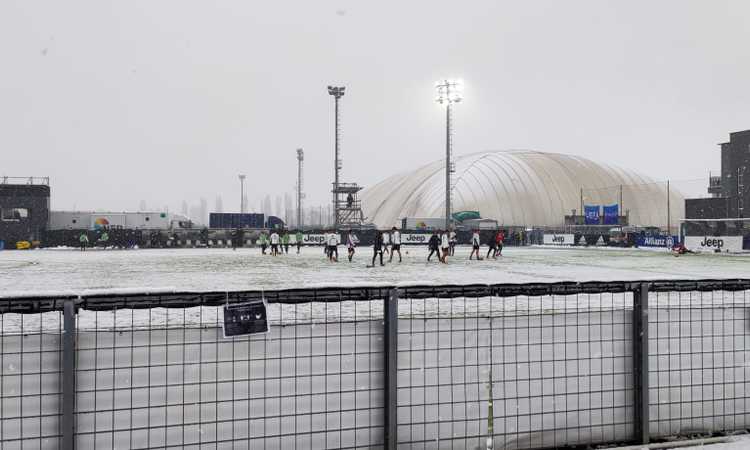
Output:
(580, 187), (584, 223)
(666, 180), (671, 235)
(296, 148), (304, 229)
(238, 174), (246, 214)
(435, 79), (463, 230)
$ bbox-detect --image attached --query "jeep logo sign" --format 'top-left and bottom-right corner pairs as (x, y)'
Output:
(301, 234), (341, 245)
(685, 235), (743, 253)
(701, 237), (723, 248)
(543, 234), (574, 245)
(402, 233), (430, 244)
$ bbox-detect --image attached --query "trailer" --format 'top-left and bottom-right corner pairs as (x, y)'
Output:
(49, 211), (191, 231)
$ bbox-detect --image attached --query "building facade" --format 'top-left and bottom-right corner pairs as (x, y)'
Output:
(0, 178), (51, 247)
(685, 130), (750, 219)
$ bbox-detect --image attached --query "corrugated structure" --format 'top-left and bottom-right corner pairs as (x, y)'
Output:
(362, 150), (684, 228)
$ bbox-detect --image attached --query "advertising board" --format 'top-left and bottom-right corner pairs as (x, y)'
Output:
(543, 234), (575, 245)
(636, 234), (677, 248)
(684, 235), (743, 253)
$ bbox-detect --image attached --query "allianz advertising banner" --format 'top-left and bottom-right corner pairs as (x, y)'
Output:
(684, 236), (743, 253)
(543, 234), (575, 245)
(636, 234), (677, 248)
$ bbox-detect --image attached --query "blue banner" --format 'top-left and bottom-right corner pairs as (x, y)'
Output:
(603, 204), (619, 225)
(636, 234), (677, 248)
(584, 205), (600, 225)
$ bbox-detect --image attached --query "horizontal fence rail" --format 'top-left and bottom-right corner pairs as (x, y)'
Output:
(1, 279), (750, 449)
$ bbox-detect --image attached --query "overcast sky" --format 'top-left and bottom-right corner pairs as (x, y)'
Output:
(2, 1), (749, 213)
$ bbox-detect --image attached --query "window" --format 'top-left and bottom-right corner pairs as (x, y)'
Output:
(1, 208), (30, 221)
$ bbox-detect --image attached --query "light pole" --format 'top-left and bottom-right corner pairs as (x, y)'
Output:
(435, 79), (463, 230)
(238, 174), (246, 214)
(328, 85), (345, 228)
(296, 148), (304, 228)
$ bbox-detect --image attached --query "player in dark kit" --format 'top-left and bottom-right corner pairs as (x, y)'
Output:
(427, 231), (440, 262)
(371, 231), (385, 267)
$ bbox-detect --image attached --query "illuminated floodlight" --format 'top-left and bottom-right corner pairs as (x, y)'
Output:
(435, 79), (464, 104)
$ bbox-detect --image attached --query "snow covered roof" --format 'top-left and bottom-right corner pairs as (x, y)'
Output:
(361, 150), (685, 228)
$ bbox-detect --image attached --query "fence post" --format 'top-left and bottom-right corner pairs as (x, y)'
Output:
(632, 283), (649, 445)
(384, 288), (399, 450)
(62, 299), (77, 450)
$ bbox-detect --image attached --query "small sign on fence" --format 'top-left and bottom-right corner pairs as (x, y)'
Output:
(223, 300), (269, 337)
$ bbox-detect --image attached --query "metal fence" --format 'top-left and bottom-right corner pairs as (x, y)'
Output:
(2, 279), (750, 449)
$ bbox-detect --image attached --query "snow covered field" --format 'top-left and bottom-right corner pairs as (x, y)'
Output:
(1, 245), (749, 296)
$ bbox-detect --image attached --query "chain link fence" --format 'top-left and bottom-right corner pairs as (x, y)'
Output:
(1, 280), (749, 449)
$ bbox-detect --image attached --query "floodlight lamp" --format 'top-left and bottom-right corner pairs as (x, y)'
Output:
(435, 78), (464, 104)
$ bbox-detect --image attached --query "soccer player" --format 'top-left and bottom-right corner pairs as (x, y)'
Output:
(440, 230), (450, 263)
(347, 230), (359, 262)
(389, 227), (402, 263)
(259, 231), (269, 254)
(295, 229), (303, 254)
(281, 231), (290, 254)
(427, 231), (440, 262)
(371, 230), (385, 267)
(486, 231), (497, 259)
(495, 229), (505, 257)
(269, 231), (280, 256)
(469, 229), (483, 260)
(79, 232), (89, 251)
(449, 229), (457, 256)
(327, 231), (339, 262)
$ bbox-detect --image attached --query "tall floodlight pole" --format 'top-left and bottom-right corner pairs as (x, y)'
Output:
(435, 79), (463, 230)
(327, 85), (345, 228)
(238, 174), (246, 214)
(296, 148), (304, 228)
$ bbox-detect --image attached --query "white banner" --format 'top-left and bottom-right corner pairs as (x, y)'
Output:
(684, 235), (743, 253)
(543, 234), (575, 245)
(300, 234), (342, 245)
(401, 233), (432, 244)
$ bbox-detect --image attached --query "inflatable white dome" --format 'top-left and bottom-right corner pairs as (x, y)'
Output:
(361, 150), (684, 228)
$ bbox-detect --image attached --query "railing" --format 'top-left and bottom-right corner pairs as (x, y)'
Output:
(1, 280), (750, 449)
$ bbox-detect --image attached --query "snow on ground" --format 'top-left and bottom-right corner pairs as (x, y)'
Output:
(610, 434), (750, 449)
(1, 245), (749, 296)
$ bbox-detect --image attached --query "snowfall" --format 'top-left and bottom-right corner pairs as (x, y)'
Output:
(1, 245), (749, 297)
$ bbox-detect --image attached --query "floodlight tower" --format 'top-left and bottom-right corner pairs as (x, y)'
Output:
(435, 79), (463, 230)
(327, 85), (345, 227)
(238, 174), (246, 214)
(296, 148), (304, 228)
